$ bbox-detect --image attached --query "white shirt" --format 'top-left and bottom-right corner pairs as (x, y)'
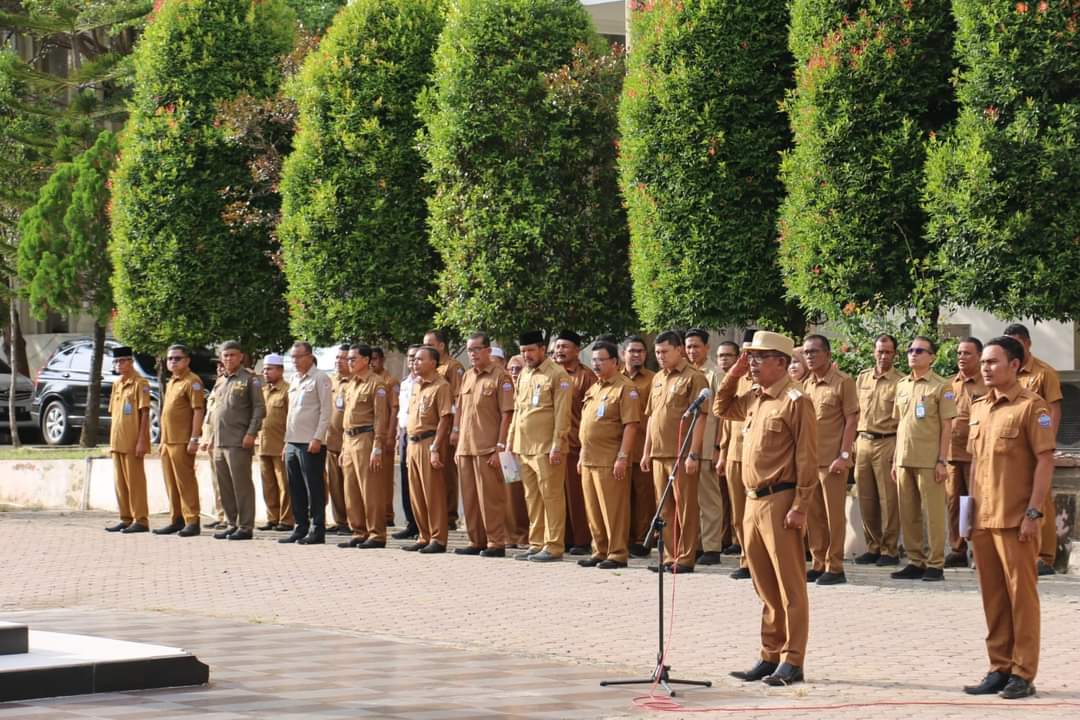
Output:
(398, 374), (416, 431)
(286, 366), (333, 444)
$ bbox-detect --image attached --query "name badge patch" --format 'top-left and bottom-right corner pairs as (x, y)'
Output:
(531, 385), (542, 407)
(915, 401), (926, 419)
(123, 402), (132, 416)
(335, 396), (344, 409)
(596, 400), (606, 419)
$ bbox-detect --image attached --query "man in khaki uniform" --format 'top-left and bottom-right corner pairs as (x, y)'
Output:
(962, 336), (1054, 700)
(209, 340), (266, 540)
(338, 344), (391, 549)
(508, 330), (573, 562)
(640, 330), (709, 573)
(853, 334), (903, 566)
(715, 331), (816, 687)
(105, 347), (151, 534)
(945, 337), (986, 567)
(801, 335), (859, 585)
(257, 353), (292, 531)
(578, 340), (640, 569)
(685, 329), (727, 565)
(324, 345), (350, 534)
(891, 336), (957, 581)
(402, 345), (453, 553)
(425, 329), (464, 530)
(621, 335), (655, 557)
(553, 330), (596, 555)
(715, 341), (753, 579)
(455, 332), (514, 557)
(372, 347), (400, 527)
(1005, 324), (1061, 575)
(153, 344), (206, 537)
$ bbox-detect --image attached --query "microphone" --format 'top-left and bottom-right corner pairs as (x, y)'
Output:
(683, 387), (713, 418)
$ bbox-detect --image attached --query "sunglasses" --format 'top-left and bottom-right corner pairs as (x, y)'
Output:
(907, 347), (931, 355)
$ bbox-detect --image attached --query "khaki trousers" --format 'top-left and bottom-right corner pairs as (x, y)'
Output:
(945, 461), (971, 553)
(898, 466), (946, 569)
(972, 527), (1040, 681)
(1040, 495), (1056, 567)
(112, 452), (148, 526)
(210, 463), (225, 522)
(651, 458), (700, 568)
(697, 461), (728, 553)
(505, 480), (530, 546)
(854, 435), (899, 556)
(325, 449), (348, 528)
(407, 436), (448, 545)
(743, 488), (809, 666)
(343, 433), (385, 542)
(457, 453), (508, 548)
(162, 443), (200, 524)
(259, 455), (292, 525)
(628, 462), (656, 548)
(214, 446), (255, 531)
(565, 451), (590, 549)
(725, 459), (748, 568)
(582, 465), (629, 563)
(518, 452), (567, 556)
(808, 467), (847, 573)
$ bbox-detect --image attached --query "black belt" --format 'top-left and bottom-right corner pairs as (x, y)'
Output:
(345, 425), (374, 437)
(746, 482), (796, 500)
(408, 430), (437, 443)
(859, 431), (896, 440)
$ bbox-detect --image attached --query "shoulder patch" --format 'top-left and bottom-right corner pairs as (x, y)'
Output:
(457, 367), (465, 376)
(252, 379), (261, 388)
(376, 388), (387, 397)
(943, 390), (955, 401)
(1038, 413), (1052, 429)
(787, 389), (803, 401)
(192, 382), (202, 391)
(142, 385), (150, 393)
(502, 382), (513, 392)
(559, 380), (570, 390)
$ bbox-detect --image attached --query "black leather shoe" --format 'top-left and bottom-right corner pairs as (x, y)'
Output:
(963, 670), (1010, 695)
(999, 675), (1036, 699)
(336, 526), (353, 536)
(698, 551), (723, 565)
(763, 662), (803, 686)
(326, 525), (342, 533)
(279, 527), (308, 544)
(529, 550), (561, 562)
(806, 569), (824, 582)
(337, 537), (365, 548)
(392, 526), (419, 540)
(577, 556), (603, 567)
(890, 563), (924, 579)
(629, 543), (651, 558)
(648, 562), (672, 573)
(177, 523), (201, 537)
(1037, 560), (1056, 576)
(567, 545), (591, 556)
(121, 522), (148, 534)
(257, 523), (277, 531)
(876, 554), (900, 566)
(597, 559), (627, 569)
(922, 567), (944, 581)
(944, 551), (969, 568)
(106, 522), (129, 533)
(402, 541), (426, 551)
(816, 571), (846, 585)
(854, 552), (880, 565)
(730, 660), (777, 681)
(730, 566), (751, 580)
(479, 547), (505, 558)
(358, 538), (386, 549)
(722, 543), (741, 556)
(668, 563), (694, 574)
(298, 529), (325, 545)
(274, 524), (294, 532)
(228, 529), (253, 540)
(454, 546), (482, 556)
(419, 541), (446, 554)
(153, 521), (184, 535)
(213, 527), (237, 540)
(515, 548), (540, 561)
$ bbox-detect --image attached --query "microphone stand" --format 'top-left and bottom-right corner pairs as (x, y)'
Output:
(600, 404), (712, 697)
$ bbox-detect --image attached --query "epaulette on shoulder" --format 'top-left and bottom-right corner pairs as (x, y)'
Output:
(787, 388), (803, 401)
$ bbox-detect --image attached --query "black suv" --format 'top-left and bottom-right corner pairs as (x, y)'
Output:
(31, 338), (217, 446)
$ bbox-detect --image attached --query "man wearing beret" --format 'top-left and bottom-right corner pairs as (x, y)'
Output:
(106, 346), (152, 534)
(553, 329), (597, 555)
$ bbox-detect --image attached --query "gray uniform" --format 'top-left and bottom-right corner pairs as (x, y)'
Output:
(210, 367), (267, 531)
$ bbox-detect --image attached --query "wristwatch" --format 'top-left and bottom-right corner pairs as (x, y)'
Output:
(617, 451), (628, 460)
(840, 451), (850, 461)
(496, 442), (506, 450)
(687, 452), (699, 461)
(1025, 507), (1044, 520)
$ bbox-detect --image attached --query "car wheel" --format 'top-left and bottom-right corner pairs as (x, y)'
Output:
(149, 401), (160, 445)
(42, 400), (74, 446)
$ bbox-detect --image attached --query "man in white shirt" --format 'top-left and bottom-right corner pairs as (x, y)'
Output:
(279, 341), (333, 546)
(391, 345), (421, 540)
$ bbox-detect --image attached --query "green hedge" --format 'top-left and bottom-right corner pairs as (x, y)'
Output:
(924, 0), (1080, 321)
(619, 0), (792, 330)
(279, 0), (443, 347)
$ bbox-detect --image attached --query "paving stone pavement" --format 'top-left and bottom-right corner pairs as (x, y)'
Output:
(1, 511), (1079, 719)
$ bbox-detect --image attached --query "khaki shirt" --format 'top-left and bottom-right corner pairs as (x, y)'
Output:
(716, 376), (754, 464)
(376, 369), (401, 440)
(947, 372), (987, 462)
(325, 372), (349, 453)
(108, 374), (151, 454)
(714, 372), (818, 514)
(343, 370), (391, 445)
(508, 358), (572, 456)
(855, 367), (902, 434)
(457, 364), (514, 456)
(563, 363), (597, 453)
(1018, 354), (1063, 404)
(803, 366), (858, 466)
(967, 384), (1055, 529)
(643, 359), (709, 459)
(693, 365), (721, 461)
(580, 373), (641, 467)
(210, 367), (266, 448)
(438, 356), (466, 401)
(893, 371), (957, 468)
(408, 373), (452, 435)
(621, 367), (654, 462)
(286, 367), (333, 444)
(258, 380), (288, 457)
(160, 369), (205, 445)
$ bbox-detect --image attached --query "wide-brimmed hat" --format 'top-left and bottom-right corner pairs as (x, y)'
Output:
(744, 330), (794, 358)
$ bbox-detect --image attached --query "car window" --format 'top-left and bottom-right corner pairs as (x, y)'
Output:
(69, 346), (93, 373)
(0, 357), (11, 374)
(49, 347), (75, 370)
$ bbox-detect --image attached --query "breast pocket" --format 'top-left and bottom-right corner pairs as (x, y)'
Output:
(895, 392), (910, 417)
(817, 392), (839, 418)
(761, 417), (786, 448)
(995, 424), (1020, 453)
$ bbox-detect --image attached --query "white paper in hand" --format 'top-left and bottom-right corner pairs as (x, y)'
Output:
(959, 495), (974, 539)
(500, 451), (519, 484)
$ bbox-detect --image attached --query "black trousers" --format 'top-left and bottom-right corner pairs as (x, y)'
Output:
(400, 433), (416, 528)
(286, 442), (327, 529)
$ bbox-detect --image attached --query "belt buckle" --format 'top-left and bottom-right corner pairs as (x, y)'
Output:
(746, 488), (759, 499)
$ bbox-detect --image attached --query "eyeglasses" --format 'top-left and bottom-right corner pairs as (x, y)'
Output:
(907, 347), (931, 355)
(748, 352), (785, 364)
(465, 346), (486, 354)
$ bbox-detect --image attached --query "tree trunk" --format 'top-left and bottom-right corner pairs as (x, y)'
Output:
(80, 321), (106, 448)
(8, 278), (21, 448)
